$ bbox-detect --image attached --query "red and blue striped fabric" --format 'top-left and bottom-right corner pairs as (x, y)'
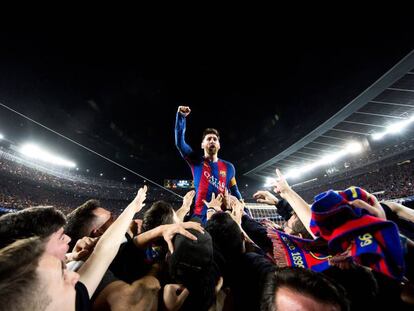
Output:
(310, 188), (405, 280)
(266, 227), (332, 272)
(175, 112), (242, 223)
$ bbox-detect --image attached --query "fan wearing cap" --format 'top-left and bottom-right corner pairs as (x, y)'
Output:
(166, 219), (222, 311)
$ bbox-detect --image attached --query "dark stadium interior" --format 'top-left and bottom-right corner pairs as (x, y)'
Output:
(2, 21), (414, 310)
(1, 28), (414, 187)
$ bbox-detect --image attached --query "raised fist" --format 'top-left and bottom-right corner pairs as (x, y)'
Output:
(177, 106), (191, 117)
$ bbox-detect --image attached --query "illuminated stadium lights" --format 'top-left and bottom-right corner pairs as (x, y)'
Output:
(345, 141), (363, 154)
(0, 133), (3, 140)
(19, 144), (76, 168)
(264, 177), (276, 187)
(285, 169), (302, 179)
(123, 177), (126, 181)
(282, 141), (364, 180)
(100, 173), (103, 176)
(372, 116), (414, 141)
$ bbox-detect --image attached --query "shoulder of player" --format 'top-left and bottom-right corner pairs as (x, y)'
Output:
(217, 158), (235, 167)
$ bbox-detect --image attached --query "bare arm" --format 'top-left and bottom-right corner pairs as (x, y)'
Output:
(176, 190), (195, 221)
(383, 201), (414, 222)
(273, 169), (315, 238)
(253, 190), (279, 206)
(133, 222), (204, 254)
(78, 186), (147, 297)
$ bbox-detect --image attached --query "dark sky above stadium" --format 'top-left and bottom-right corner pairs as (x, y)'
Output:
(1, 24), (414, 186)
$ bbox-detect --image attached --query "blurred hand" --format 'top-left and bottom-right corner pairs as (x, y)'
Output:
(203, 192), (223, 212)
(253, 190), (279, 205)
(69, 236), (99, 262)
(272, 169), (291, 198)
(163, 284), (189, 311)
(182, 190), (195, 211)
(161, 222), (204, 254)
(228, 195), (244, 226)
(177, 106), (191, 117)
(222, 188), (231, 211)
(132, 185), (147, 213)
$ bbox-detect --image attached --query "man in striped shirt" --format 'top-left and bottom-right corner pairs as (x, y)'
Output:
(175, 106), (242, 223)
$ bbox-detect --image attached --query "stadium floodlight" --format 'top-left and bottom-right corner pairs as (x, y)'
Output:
(284, 169), (301, 180)
(123, 177), (126, 181)
(283, 140), (365, 180)
(100, 173), (103, 176)
(345, 141), (363, 154)
(372, 132), (386, 141)
(264, 177), (276, 187)
(0, 133), (3, 140)
(386, 118), (412, 134)
(19, 143), (76, 168)
(372, 117), (414, 140)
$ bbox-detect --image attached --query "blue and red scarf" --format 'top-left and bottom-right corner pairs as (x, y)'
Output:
(266, 187), (405, 280)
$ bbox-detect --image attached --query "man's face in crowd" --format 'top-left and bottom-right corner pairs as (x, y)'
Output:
(37, 253), (79, 311)
(45, 227), (71, 261)
(202, 134), (220, 156)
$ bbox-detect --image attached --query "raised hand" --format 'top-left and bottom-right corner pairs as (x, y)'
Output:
(253, 190), (279, 205)
(228, 195), (244, 226)
(132, 185), (147, 213)
(272, 169), (291, 198)
(182, 190), (195, 210)
(176, 190), (196, 221)
(67, 236), (99, 262)
(177, 106), (191, 117)
(203, 192), (223, 212)
(161, 222), (204, 254)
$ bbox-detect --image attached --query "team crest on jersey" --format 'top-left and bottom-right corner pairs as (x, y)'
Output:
(219, 170), (226, 177)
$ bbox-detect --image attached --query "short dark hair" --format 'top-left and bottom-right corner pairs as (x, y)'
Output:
(202, 128), (220, 141)
(0, 206), (66, 249)
(205, 212), (244, 261)
(169, 227), (219, 311)
(65, 199), (101, 249)
(261, 267), (350, 311)
(323, 265), (378, 310)
(0, 237), (51, 311)
(141, 201), (174, 233)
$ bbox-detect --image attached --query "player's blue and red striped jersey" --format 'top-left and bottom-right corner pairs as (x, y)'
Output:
(175, 112), (242, 223)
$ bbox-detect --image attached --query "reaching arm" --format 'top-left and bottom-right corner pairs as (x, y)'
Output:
(175, 106), (193, 158)
(273, 169), (315, 238)
(383, 201), (414, 223)
(133, 222), (204, 254)
(176, 190), (195, 221)
(78, 186), (147, 297)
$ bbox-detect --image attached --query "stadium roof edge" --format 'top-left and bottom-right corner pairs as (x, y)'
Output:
(244, 49), (414, 181)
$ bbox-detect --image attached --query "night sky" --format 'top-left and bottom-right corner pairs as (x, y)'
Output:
(1, 25), (414, 188)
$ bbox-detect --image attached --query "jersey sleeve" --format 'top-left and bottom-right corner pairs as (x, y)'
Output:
(229, 163), (242, 200)
(175, 112), (194, 160)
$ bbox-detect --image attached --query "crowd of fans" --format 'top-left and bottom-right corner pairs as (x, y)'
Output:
(297, 158), (414, 203)
(1, 140), (414, 310)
